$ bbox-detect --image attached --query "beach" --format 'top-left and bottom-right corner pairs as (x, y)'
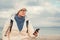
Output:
(0, 35), (60, 40)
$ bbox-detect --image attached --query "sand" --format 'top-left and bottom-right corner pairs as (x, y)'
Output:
(0, 35), (60, 40)
(40, 35), (60, 40)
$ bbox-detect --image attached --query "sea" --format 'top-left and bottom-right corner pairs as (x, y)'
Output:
(34, 27), (60, 35)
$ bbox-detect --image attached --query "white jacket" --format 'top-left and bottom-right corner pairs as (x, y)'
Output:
(2, 15), (39, 40)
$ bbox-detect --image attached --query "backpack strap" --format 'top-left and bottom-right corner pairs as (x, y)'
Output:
(26, 20), (29, 33)
(9, 19), (13, 32)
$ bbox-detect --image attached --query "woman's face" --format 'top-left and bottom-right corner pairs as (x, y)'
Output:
(18, 8), (27, 17)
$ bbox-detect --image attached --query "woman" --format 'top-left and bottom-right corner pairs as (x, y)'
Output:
(2, 8), (39, 40)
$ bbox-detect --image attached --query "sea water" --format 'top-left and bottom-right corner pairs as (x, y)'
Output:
(34, 27), (60, 36)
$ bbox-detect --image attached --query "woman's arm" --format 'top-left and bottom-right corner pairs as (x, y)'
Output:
(28, 20), (39, 38)
(2, 19), (10, 37)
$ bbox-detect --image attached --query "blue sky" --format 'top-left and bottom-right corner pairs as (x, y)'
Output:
(0, 0), (60, 27)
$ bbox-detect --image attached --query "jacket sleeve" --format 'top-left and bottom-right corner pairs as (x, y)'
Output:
(2, 14), (14, 36)
(28, 20), (39, 38)
(2, 19), (10, 37)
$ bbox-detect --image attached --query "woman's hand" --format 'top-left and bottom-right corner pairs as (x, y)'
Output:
(33, 31), (38, 37)
(33, 28), (40, 37)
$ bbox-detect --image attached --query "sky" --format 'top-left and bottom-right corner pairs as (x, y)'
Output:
(0, 0), (60, 27)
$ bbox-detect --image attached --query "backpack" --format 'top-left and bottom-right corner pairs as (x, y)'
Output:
(4, 19), (29, 36)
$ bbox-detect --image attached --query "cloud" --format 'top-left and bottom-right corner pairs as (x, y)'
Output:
(0, 0), (14, 10)
(0, 0), (60, 27)
(26, 0), (40, 6)
(0, 9), (15, 18)
(31, 17), (60, 27)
